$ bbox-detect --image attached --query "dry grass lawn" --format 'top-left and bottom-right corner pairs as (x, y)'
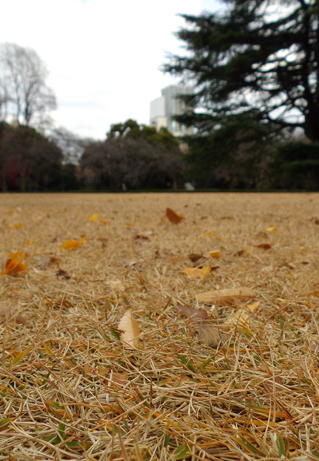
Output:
(1, 192), (319, 461)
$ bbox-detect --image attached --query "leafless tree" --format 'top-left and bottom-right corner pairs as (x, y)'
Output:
(0, 43), (56, 127)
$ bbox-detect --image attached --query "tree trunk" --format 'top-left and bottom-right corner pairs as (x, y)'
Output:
(1, 165), (7, 192)
(305, 107), (319, 141)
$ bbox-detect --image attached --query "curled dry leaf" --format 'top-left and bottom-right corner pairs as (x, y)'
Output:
(177, 303), (208, 321)
(185, 266), (212, 279)
(209, 250), (220, 258)
(188, 253), (203, 263)
(61, 236), (85, 250)
(0, 304), (27, 325)
(196, 287), (254, 305)
(166, 207), (181, 224)
(118, 310), (141, 349)
(255, 243), (272, 250)
(56, 268), (71, 280)
(198, 325), (231, 347)
(1, 258), (26, 276)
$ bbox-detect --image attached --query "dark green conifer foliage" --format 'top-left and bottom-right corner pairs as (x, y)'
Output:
(165, 0), (319, 141)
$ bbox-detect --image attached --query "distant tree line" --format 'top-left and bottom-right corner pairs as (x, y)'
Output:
(2, 116), (319, 192)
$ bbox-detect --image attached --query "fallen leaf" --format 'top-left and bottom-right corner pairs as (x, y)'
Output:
(225, 301), (260, 326)
(37, 256), (59, 268)
(1, 258), (26, 276)
(15, 223), (21, 228)
(56, 268), (71, 280)
(314, 218), (319, 225)
(100, 219), (108, 224)
(9, 252), (27, 259)
(89, 213), (99, 221)
(255, 243), (272, 250)
(178, 212), (186, 218)
(177, 303), (208, 321)
(111, 372), (128, 385)
(185, 266), (212, 279)
(118, 310), (141, 349)
(126, 222), (133, 227)
(198, 325), (231, 347)
(234, 250), (245, 256)
(255, 232), (269, 239)
(24, 240), (35, 246)
(263, 376), (283, 394)
(166, 207), (181, 224)
(0, 304), (27, 324)
(134, 234), (150, 241)
(209, 250), (220, 258)
(61, 236), (85, 250)
(196, 287), (254, 305)
(266, 226), (276, 233)
(188, 253), (203, 263)
(204, 231), (213, 237)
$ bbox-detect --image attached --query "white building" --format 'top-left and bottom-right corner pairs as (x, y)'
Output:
(150, 84), (194, 137)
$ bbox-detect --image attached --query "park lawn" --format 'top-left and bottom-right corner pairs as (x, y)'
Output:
(1, 192), (319, 460)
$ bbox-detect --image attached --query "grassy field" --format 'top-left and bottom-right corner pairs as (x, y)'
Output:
(1, 192), (319, 461)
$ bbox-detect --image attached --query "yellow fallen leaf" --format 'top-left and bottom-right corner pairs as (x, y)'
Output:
(61, 236), (85, 250)
(8, 209), (14, 214)
(204, 231), (213, 237)
(266, 226), (276, 232)
(8, 223), (14, 228)
(118, 310), (141, 349)
(100, 219), (109, 224)
(126, 222), (133, 227)
(89, 213), (99, 221)
(24, 240), (35, 246)
(185, 266), (212, 279)
(1, 259), (26, 276)
(178, 212), (186, 218)
(225, 301), (260, 326)
(15, 223), (21, 228)
(209, 250), (220, 258)
(9, 252), (28, 259)
(196, 287), (254, 305)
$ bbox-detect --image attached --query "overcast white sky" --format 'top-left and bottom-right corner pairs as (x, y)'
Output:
(1, 0), (220, 140)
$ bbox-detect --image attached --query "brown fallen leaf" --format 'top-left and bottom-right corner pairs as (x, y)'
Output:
(234, 250), (245, 257)
(56, 268), (71, 280)
(134, 234), (150, 242)
(37, 256), (60, 268)
(263, 376), (283, 394)
(0, 304), (27, 325)
(315, 218), (319, 225)
(196, 287), (254, 305)
(118, 310), (141, 349)
(111, 372), (129, 385)
(177, 303), (208, 321)
(166, 207), (181, 224)
(198, 325), (231, 347)
(188, 253), (203, 263)
(255, 243), (272, 250)
(255, 231), (269, 239)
